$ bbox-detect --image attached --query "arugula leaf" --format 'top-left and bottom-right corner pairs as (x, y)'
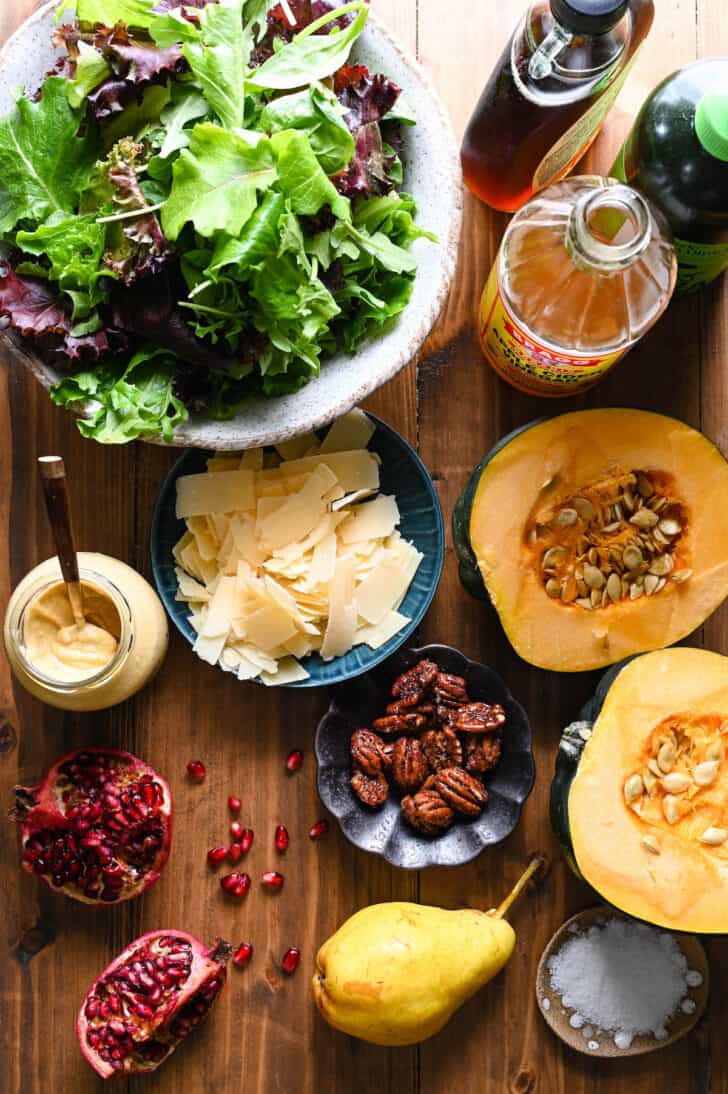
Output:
(259, 83), (354, 174)
(0, 77), (95, 234)
(51, 346), (188, 444)
(180, 0), (247, 131)
(271, 130), (349, 221)
(16, 215), (109, 317)
(163, 122), (277, 240)
(206, 189), (285, 276)
(159, 84), (209, 158)
(332, 220), (418, 274)
(248, 1), (368, 90)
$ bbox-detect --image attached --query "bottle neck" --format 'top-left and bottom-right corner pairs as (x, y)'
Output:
(566, 183), (652, 272)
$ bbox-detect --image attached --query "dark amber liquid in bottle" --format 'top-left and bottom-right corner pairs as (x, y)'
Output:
(461, 0), (654, 212)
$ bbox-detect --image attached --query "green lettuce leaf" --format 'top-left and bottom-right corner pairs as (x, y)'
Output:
(259, 83), (354, 174)
(181, 0), (246, 131)
(159, 84), (209, 159)
(57, 0), (157, 28)
(248, 1), (368, 90)
(206, 189), (286, 277)
(162, 122), (277, 240)
(66, 42), (111, 109)
(0, 77), (95, 234)
(271, 130), (349, 221)
(332, 220), (418, 274)
(51, 346), (188, 444)
(16, 214), (110, 318)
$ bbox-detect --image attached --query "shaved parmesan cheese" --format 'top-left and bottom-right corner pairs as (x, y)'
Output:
(275, 433), (319, 461)
(240, 448), (264, 471)
(355, 560), (413, 625)
(340, 495), (400, 544)
(356, 611), (411, 649)
(257, 465), (336, 550)
(176, 469), (254, 518)
(175, 569), (211, 602)
(257, 450), (379, 493)
(207, 457), (241, 473)
(172, 532), (193, 567)
(309, 531), (338, 586)
(243, 601), (299, 650)
(260, 658), (310, 686)
(320, 409), (376, 453)
(193, 631), (227, 665)
(202, 575), (237, 637)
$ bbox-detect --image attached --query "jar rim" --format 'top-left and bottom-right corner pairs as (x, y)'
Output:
(9, 567), (133, 692)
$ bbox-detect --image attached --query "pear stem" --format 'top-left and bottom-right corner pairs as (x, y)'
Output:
(493, 854), (545, 920)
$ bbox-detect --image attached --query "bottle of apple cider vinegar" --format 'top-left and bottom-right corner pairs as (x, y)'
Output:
(478, 176), (676, 395)
(461, 0), (654, 212)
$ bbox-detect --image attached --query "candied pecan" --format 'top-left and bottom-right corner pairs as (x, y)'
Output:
(433, 672), (469, 705)
(421, 727), (463, 773)
(465, 735), (502, 774)
(390, 737), (427, 792)
(453, 702), (506, 734)
(390, 659), (439, 706)
(350, 728), (387, 776)
(351, 769), (389, 809)
(401, 789), (454, 835)
(387, 701), (435, 723)
(435, 703), (455, 728)
(433, 767), (488, 817)
(380, 739), (394, 772)
(372, 712), (427, 736)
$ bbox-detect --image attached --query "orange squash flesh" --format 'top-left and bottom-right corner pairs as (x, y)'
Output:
(469, 409), (728, 671)
(569, 648), (728, 934)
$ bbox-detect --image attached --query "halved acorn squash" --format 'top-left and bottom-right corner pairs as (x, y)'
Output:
(552, 648), (728, 934)
(452, 408), (728, 671)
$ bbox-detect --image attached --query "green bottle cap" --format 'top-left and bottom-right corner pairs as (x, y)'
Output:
(695, 92), (728, 163)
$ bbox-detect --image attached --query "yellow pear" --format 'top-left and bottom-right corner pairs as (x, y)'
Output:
(312, 856), (542, 1046)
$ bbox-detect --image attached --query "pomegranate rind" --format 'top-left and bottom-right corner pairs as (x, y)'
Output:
(77, 929), (231, 1079)
(12, 747), (172, 906)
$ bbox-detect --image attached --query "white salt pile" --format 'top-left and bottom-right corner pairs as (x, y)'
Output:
(546, 917), (702, 1050)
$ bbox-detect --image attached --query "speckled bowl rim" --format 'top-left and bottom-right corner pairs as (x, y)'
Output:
(0, 1), (463, 450)
(315, 643), (536, 867)
(149, 413), (445, 687)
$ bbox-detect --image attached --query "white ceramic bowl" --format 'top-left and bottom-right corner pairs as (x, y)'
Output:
(0, 2), (462, 449)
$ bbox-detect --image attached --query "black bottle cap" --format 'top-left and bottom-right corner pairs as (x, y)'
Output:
(550, 0), (629, 35)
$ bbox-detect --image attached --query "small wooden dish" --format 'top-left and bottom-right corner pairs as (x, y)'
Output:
(536, 906), (709, 1058)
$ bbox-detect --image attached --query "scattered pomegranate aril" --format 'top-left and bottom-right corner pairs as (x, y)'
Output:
(230, 820), (244, 842)
(186, 761), (206, 781)
(309, 819), (330, 841)
(207, 847), (227, 866)
(285, 749), (303, 773)
(275, 825), (289, 852)
(261, 870), (284, 890)
(12, 748), (172, 907)
(220, 872), (250, 898)
(77, 930), (232, 1078)
(281, 947), (301, 975)
(239, 827), (254, 853)
(227, 843), (243, 864)
(228, 796), (241, 815)
(233, 943), (253, 967)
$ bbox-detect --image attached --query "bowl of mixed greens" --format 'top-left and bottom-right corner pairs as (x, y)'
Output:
(0, 0), (461, 446)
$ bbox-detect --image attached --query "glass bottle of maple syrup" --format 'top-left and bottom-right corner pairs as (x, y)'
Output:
(479, 175), (676, 395)
(461, 0), (654, 212)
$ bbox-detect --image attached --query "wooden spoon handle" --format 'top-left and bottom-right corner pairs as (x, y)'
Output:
(38, 456), (85, 623)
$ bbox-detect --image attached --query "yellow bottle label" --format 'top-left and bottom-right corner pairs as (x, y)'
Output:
(478, 262), (626, 395)
(532, 51), (641, 193)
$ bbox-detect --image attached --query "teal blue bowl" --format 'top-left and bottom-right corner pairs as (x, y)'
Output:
(150, 414), (445, 687)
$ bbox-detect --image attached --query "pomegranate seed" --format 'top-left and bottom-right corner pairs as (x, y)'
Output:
(239, 827), (254, 853)
(207, 846), (227, 866)
(233, 942), (253, 967)
(262, 870), (284, 890)
(228, 796), (241, 815)
(275, 825), (289, 852)
(285, 749), (303, 773)
(227, 843), (243, 864)
(186, 760), (206, 781)
(309, 819), (330, 840)
(281, 947), (301, 974)
(221, 872), (250, 898)
(230, 820), (244, 842)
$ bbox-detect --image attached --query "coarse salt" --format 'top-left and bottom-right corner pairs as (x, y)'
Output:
(547, 918), (694, 1048)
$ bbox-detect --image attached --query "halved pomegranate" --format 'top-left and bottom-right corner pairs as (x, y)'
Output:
(78, 929), (232, 1077)
(11, 747), (172, 905)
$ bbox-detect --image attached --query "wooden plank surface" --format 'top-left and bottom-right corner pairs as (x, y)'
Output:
(0, 2), (726, 1092)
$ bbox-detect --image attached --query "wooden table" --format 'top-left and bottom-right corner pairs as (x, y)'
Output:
(1, 2), (726, 1091)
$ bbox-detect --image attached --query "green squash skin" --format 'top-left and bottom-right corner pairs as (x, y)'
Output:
(550, 659), (635, 873)
(452, 421), (544, 601)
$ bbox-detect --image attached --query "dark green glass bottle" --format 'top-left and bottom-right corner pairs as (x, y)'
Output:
(613, 58), (728, 294)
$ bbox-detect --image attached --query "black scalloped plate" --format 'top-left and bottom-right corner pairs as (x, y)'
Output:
(315, 644), (536, 869)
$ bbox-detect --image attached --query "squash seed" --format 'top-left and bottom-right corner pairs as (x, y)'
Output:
(583, 563), (605, 590)
(623, 774), (644, 803)
(644, 574), (660, 596)
(662, 794), (679, 824)
(657, 742), (676, 773)
(630, 508), (659, 529)
(671, 568), (693, 584)
(630, 583), (644, 600)
(693, 760), (720, 787)
(590, 588), (602, 608)
(647, 758), (663, 778)
(622, 545), (643, 571)
(648, 554), (673, 577)
(545, 579), (561, 598)
(705, 740), (724, 764)
(606, 573), (622, 601)
(699, 827), (728, 846)
(641, 835), (661, 855)
(662, 772), (691, 794)
(636, 473), (653, 498)
(575, 598), (593, 610)
(643, 770), (659, 797)
(658, 517), (680, 536)
(556, 508), (578, 526)
(573, 497), (595, 520)
(542, 547), (565, 570)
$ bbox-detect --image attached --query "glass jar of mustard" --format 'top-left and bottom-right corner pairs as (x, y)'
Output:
(3, 552), (168, 711)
